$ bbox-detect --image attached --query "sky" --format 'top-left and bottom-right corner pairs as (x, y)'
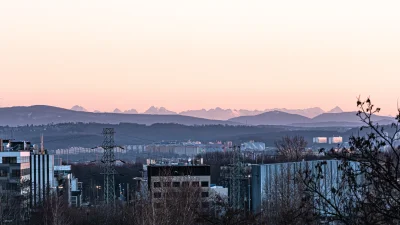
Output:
(0, 0), (399, 115)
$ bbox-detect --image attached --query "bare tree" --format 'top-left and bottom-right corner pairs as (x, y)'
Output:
(303, 97), (400, 225)
(28, 191), (71, 225)
(149, 167), (204, 225)
(0, 179), (30, 225)
(257, 163), (315, 225)
(275, 136), (308, 161)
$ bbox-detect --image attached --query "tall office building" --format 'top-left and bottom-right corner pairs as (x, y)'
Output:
(30, 153), (55, 207)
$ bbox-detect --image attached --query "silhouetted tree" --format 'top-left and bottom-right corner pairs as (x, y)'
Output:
(275, 135), (308, 161)
(303, 97), (400, 225)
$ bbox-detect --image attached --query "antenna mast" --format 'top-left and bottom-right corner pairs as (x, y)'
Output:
(41, 134), (44, 154)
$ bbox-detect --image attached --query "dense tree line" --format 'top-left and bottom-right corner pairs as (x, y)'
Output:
(0, 122), (352, 150)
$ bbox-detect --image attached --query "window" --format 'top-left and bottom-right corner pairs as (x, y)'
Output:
(192, 182), (199, 187)
(163, 182), (171, 187)
(201, 181), (209, 187)
(201, 192), (209, 198)
(11, 170), (21, 178)
(153, 192), (161, 198)
(21, 168), (30, 176)
(154, 182), (161, 188)
(2, 157), (17, 164)
(154, 203), (162, 209)
(202, 202), (209, 208)
(182, 181), (189, 187)
(5, 183), (17, 191)
(0, 168), (8, 177)
(20, 156), (29, 163)
(173, 182), (180, 187)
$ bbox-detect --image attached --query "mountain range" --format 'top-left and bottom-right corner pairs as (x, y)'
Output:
(229, 110), (395, 126)
(0, 105), (395, 127)
(0, 105), (238, 127)
(71, 105), (344, 120)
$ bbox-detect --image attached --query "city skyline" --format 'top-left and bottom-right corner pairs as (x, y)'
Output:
(1, 0), (399, 115)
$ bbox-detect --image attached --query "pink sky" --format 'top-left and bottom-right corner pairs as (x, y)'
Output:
(1, 0), (399, 115)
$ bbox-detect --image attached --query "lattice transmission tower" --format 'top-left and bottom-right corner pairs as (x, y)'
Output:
(230, 145), (243, 209)
(101, 128), (116, 205)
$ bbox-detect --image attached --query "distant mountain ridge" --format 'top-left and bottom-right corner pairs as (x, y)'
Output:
(229, 111), (311, 126)
(229, 110), (395, 126)
(327, 106), (343, 113)
(124, 109), (138, 114)
(71, 105), (87, 112)
(179, 106), (342, 120)
(144, 106), (177, 115)
(0, 105), (394, 127)
(69, 105), (344, 119)
(0, 105), (239, 127)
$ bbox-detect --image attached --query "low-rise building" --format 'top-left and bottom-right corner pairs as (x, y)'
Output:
(313, 137), (328, 144)
(329, 136), (343, 144)
(147, 163), (211, 209)
(241, 141), (266, 151)
(54, 165), (83, 207)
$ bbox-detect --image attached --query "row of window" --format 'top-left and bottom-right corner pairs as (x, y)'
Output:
(1, 156), (30, 164)
(153, 202), (209, 209)
(0, 168), (30, 177)
(20, 156), (30, 163)
(154, 181), (209, 188)
(153, 191), (209, 198)
(2, 157), (17, 164)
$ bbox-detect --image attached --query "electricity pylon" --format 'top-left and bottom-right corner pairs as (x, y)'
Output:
(101, 128), (116, 205)
(230, 145), (243, 209)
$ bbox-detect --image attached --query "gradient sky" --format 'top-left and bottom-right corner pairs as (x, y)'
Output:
(1, 0), (399, 115)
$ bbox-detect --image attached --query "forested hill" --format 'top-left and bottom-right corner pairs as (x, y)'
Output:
(0, 122), (361, 150)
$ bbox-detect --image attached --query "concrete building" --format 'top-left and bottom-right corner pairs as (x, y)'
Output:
(147, 163), (211, 209)
(241, 141), (266, 151)
(30, 153), (56, 207)
(145, 141), (225, 156)
(0, 139), (32, 222)
(54, 165), (83, 207)
(0, 151), (30, 193)
(313, 137), (328, 144)
(0, 139), (33, 152)
(251, 160), (344, 213)
(210, 185), (228, 199)
(328, 136), (343, 144)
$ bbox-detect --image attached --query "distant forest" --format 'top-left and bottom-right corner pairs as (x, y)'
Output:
(0, 122), (363, 150)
